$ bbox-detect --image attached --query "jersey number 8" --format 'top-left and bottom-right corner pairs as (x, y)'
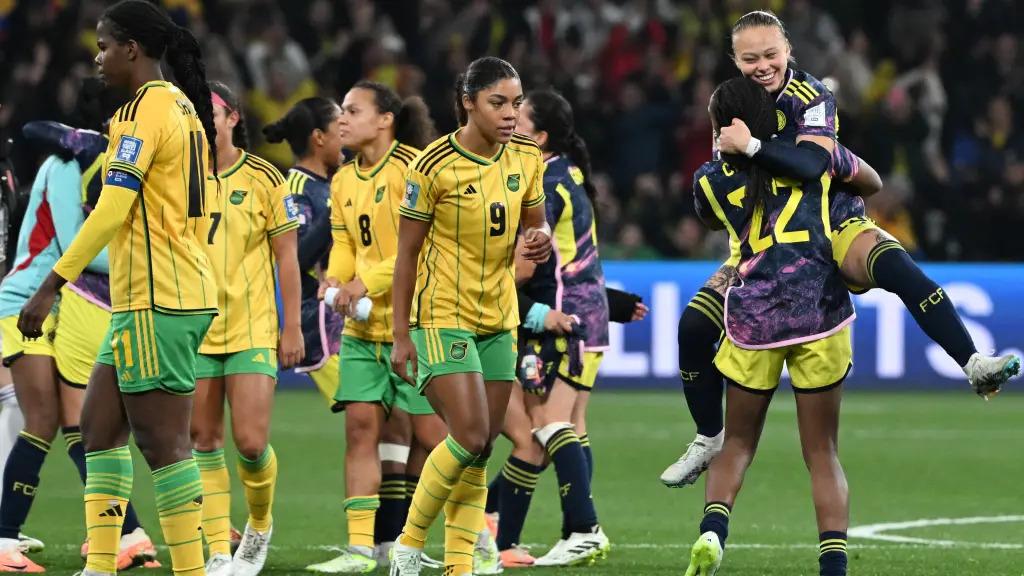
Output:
(358, 214), (372, 246)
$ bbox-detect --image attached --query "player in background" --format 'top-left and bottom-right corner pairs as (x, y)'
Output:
(388, 57), (551, 576)
(190, 81), (303, 576)
(685, 77), (853, 576)
(661, 9), (1020, 488)
(18, 2), (219, 574)
(306, 80), (447, 574)
(265, 98), (345, 406)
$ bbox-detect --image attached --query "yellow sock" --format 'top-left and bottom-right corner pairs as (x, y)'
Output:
(193, 449), (232, 557)
(344, 496), (379, 549)
(84, 446), (133, 573)
(153, 460), (205, 576)
(443, 458), (488, 572)
(398, 435), (476, 548)
(237, 445), (278, 532)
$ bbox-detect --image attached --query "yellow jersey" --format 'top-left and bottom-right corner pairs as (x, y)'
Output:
(98, 80), (217, 314)
(400, 131), (545, 334)
(199, 151), (299, 353)
(327, 140), (418, 342)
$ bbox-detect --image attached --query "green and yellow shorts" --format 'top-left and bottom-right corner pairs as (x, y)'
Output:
(411, 328), (516, 392)
(97, 310), (213, 395)
(197, 347), (278, 379)
(337, 336), (433, 415)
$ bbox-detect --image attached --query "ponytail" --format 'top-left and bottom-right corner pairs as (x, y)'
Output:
(352, 80), (437, 149)
(524, 88), (598, 218)
(263, 97), (338, 159)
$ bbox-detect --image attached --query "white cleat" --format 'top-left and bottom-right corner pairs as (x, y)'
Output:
(306, 546), (377, 573)
(533, 526), (606, 567)
(473, 526), (503, 574)
(205, 553), (234, 576)
(419, 551), (443, 569)
(661, 431), (724, 487)
(684, 531), (723, 576)
(964, 353), (1021, 399)
(388, 541), (422, 576)
(232, 522), (272, 576)
(374, 542), (394, 568)
(17, 533), (44, 554)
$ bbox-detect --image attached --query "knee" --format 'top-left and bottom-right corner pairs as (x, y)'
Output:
(346, 416), (381, 450)
(678, 299), (723, 350)
(450, 421), (490, 456)
(800, 442), (839, 470)
(190, 423), (223, 453)
(21, 406), (59, 442)
(234, 435), (268, 462)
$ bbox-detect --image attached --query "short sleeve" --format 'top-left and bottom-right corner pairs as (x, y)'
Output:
(795, 90), (838, 140)
(104, 115), (162, 190)
(266, 181), (300, 237)
(522, 156), (546, 209)
(398, 166), (435, 221)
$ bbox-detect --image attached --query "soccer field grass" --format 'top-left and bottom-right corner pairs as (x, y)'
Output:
(23, 390), (1024, 575)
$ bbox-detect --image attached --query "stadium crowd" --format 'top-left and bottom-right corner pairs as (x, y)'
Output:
(1, 0), (1022, 261)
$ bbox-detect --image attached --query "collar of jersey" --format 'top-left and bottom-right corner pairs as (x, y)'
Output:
(137, 80), (171, 93)
(449, 129), (504, 165)
(773, 69), (795, 102)
(354, 140), (398, 181)
(291, 165), (328, 182)
(209, 150), (247, 180)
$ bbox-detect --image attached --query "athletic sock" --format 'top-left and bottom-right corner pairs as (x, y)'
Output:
(578, 434), (593, 482)
(237, 445), (277, 532)
(344, 496), (379, 550)
(495, 456), (544, 550)
(398, 436), (476, 549)
(83, 446), (132, 573)
(543, 426), (597, 537)
(700, 501), (731, 548)
(376, 474), (407, 543)
(0, 387), (22, 509)
(485, 471), (503, 514)
(868, 242), (975, 366)
(443, 455), (488, 575)
(193, 448), (231, 557)
(679, 289), (726, 437)
(153, 459), (204, 576)
(818, 531), (848, 576)
(0, 432), (49, 538)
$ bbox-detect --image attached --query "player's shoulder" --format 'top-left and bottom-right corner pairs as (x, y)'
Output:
(507, 132), (542, 157)
(389, 142), (420, 169)
(695, 160), (745, 196)
(410, 133), (458, 178)
(241, 152), (285, 188)
(781, 68), (832, 106)
(286, 166), (325, 196)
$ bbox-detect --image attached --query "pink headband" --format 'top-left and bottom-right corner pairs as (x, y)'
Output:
(211, 91), (230, 110)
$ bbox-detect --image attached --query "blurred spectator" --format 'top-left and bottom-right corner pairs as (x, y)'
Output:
(866, 173), (920, 256)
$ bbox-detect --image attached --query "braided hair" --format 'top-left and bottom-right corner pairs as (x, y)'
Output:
(709, 76), (777, 215)
(101, 0), (218, 175)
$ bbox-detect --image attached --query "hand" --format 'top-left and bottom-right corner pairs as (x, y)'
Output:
(631, 301), (650, 322)
(18, 286), (57, 340)
(277, 324), (305, 369)
(543, 309), (576, 335)
(521, 228), (551, 263)
(317, 277), (340, 300)
(717, 119), (752, 155)
(390, 332), (419, 386)
(336, 278), (368, 317)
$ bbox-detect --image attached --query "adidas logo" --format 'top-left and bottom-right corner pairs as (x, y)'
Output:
(463, 184), (478, 195)
(253, 352), (266, 364)
(345, 199), (353, 207)
(99, 503), (124, 518)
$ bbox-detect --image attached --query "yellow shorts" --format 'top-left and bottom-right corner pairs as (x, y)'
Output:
(559, 351), (604, 391)
(54, 287), (111, 387)
(0, 314), (56, 366)
(308, 354), (341, 411)
(831, 216), (886, 294)
(714, 326), (852, 393)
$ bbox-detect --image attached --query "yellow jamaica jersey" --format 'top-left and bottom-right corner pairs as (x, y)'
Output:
(328, 140), (419, 342)
(199, 151), (299, 353)
(399, 131), (546, 334)
(100, 80), (217, 314)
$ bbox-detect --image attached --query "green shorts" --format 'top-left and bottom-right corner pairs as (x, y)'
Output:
(336, 336), (433, 415)
(411, 328), (516, 392)
(97, 310), (213, 395)
(196, 347), (278, 379)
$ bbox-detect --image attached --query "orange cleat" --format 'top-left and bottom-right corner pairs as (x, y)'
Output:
(499, 545), (536, 568)
(0, 547), (44, 572)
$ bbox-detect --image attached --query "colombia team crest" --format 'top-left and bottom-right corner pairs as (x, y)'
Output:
(230, 190), (247, 205)
(507, 174), (520, 192)
(375, 186), (385, 203)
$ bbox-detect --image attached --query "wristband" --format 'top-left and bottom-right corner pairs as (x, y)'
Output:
(744, 137), (762, 157)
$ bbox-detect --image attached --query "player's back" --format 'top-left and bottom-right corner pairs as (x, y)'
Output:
(401, 131), (546, 334)
(693, 160), (853, 348)
(104, 80), (216, 314)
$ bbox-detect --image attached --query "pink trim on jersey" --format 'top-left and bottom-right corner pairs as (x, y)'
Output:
(723, 283), (856, 350)
(294, 301), (330, 373)
(774, 69), (795, 103)
(65, 283), (112, 313)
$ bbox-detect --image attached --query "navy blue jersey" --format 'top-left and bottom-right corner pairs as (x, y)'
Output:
(693, 160), (853, 348)
(775, 68), (837, 143)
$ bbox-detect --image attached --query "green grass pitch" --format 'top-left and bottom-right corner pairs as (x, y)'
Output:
(22, 390), (1024, 574)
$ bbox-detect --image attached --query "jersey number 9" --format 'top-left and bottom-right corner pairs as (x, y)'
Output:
(489, 202), (506, 237)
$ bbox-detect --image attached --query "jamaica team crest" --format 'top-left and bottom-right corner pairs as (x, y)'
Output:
(375, 185), (385, 203)
(230, 190), (247, 205)
(507, 174), (520, 192)
(450, 341), (468, 361)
